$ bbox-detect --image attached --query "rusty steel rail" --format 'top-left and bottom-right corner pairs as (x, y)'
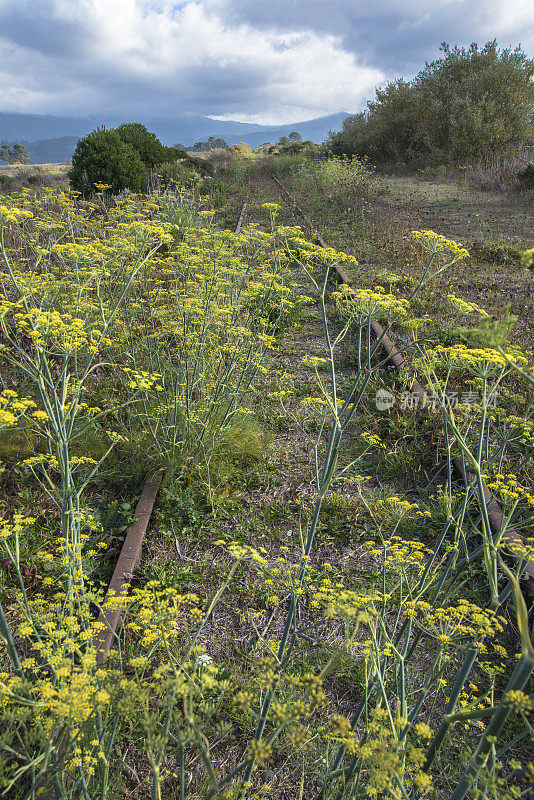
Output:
(95, 472), (163, 663)
(274, 176), (534, 591)
(235, 187), (250, 234)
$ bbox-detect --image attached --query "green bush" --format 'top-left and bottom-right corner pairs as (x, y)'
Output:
(0, 174), (14, 191)
(156, 160), (201, 188)
(169, 145), (188, 160)
(115, 122), (175, 168)
(186, 155), (213, 176)
(69, 123), (187, 196)
(518, 162), (534, 189)
(328, 41), (534, 168)
(69, 128), (147, 195)
(156, 155), (214, 189)
(230, 142), (253, 159)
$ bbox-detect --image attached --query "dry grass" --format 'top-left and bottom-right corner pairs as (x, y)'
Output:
(0, 162), (70, 191)
(266, 169), (533, 349)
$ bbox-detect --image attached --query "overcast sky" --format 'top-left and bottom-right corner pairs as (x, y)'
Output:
(0, 0), (532, 123)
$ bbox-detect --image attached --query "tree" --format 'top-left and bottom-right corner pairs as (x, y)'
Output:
(0, 142), (30, 164)
(288, 131), (302, 141)
(12, 143), (30, 164)
(340, 80), (421, 164)
(230, 142), (253, 158)
(414, 42), (534, 163)
(190, 137), (229, 152)
(328, 41), (534, 167)
(208, 137), (229, 149)
(69, 128), (147, 195)
(115, 123), (175, 168)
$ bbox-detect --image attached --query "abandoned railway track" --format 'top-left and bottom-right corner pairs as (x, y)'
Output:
(3, 171), (533, 800)
(92, 193), (255, 664)
(271, 174), (534, 590)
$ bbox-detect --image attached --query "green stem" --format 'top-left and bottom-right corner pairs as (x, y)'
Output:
(448, 656), (534, 800)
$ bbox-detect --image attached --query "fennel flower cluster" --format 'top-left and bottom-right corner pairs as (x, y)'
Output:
(418, 344), (528, 376)
(447, 293), (489, 316)
(332, 283), (410, 320)
(410, 229), (470, 260)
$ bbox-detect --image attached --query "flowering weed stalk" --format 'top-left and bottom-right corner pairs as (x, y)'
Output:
(0, 190), (305, 798)
(0, 184), (533, 799)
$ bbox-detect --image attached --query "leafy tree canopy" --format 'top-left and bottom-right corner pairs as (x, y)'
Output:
(328, 41), (534, 167)
(1, 143), (30, 165)
(115, 122), (176, 168)
(69, 128), (147, 195)
(230, 142), (253, 158)
(190, 137), (229, 152)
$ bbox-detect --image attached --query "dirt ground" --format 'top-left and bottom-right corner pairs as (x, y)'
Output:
(379, 174), (533, 245)
(258, 170), (534, 351)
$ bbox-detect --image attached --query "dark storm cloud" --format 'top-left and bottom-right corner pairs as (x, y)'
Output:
(83, 61), (271, 118)
(0, 0), (531, 121)
(0, 0), (88, 59)
(212, 0), (533, 74)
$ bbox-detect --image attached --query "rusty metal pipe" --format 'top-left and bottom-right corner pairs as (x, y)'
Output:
(95, 472), (163, 664)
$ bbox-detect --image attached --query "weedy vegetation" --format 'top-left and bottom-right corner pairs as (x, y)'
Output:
(0, 141), (533, 800)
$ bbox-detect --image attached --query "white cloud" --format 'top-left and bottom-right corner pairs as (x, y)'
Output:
(0, 0), (384, 120)
(0, 0), (531, 121)
(478, 0), (534, 46)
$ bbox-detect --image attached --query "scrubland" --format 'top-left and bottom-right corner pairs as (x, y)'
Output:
(0, 154), (533, 799)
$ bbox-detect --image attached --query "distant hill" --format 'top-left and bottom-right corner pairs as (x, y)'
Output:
(0, 112), (350, 164)
(223, 113), (350, 149)
(25, 136), (79, 164)
(0, 112), (266, 145)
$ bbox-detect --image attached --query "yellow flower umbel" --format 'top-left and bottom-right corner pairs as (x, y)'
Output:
(332, 283), (409, 321)
(0, 204), (33, 226)
(417, 343), (528, 377)
(447, 294), (489, 317)
(410, 230), (469, 261)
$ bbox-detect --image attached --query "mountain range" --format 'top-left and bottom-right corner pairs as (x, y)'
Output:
(0, 112), (350, 164)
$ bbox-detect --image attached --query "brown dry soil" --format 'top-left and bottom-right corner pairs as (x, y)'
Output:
(373, 177), (533, 347)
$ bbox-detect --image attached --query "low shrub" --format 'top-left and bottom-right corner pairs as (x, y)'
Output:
(156, 160), (202, 188)
(69, 128), (147, 195)
(518, 162), (534, 190)
(186, 154), (214, 176)
(0, 174), (14, 191)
